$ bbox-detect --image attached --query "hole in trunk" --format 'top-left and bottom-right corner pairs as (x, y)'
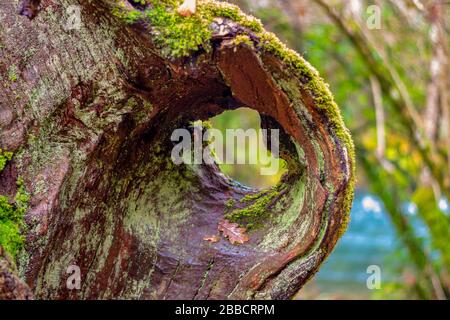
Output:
(208, 107), (287, 189)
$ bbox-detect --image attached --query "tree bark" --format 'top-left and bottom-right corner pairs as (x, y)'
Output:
(0, 246), (34, 300)
(0, 0), (354, 299)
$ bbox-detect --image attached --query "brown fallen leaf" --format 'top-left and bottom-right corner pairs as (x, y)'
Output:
(203, 235), (220, 243)
(218, 219), (249, 245)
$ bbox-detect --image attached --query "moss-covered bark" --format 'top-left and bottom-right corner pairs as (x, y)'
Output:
(0, 0), (354, 299)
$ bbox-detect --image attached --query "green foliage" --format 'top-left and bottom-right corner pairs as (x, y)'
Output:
(112, 0), (145, 23)
(0, 149), (13, 171)
(412, 187), (450, 269)
(0, 152), (29, 259)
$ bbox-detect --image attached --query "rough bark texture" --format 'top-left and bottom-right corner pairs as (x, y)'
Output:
(0, 0), (355, 299)
(0, 246), (34, 299)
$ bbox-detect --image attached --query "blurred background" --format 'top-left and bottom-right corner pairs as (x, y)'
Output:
(209, 0), (450, 299)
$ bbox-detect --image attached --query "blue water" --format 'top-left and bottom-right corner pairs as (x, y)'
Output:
(311, 192), (399, 295)
(301, 191), (448, 298)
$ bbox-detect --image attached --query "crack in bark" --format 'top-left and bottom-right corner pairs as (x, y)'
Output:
(193, 257), (215, 300)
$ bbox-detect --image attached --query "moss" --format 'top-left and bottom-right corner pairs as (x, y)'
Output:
(112, 1), (145, 24)
(201, 1), (263, 32)
(226, 185), (285, 229)
(225, 198), (235, 209)
(142, 0), (212, 58)
(239, 191), (267, 203)
(0, 149), (13, 171)
(143, 101), (153, 110)
(0, 152), (29, 259)
(231, 34), (253, 47)
(113, 0), (263, 58)
(0, 219), (23, 258)
(7, 65), (18, 82)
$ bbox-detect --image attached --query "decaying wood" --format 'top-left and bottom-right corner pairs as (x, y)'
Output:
(0, 0), (354, 299)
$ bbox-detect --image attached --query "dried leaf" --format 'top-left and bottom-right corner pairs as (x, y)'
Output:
(218, 219), (249, 245)
(203, 235), (220, 243)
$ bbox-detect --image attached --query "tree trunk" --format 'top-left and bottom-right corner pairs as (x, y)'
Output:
(0, 0), (354, 299)
(0, 246), (33, 300)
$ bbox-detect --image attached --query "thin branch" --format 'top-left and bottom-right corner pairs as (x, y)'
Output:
(370, 76), (395, 172)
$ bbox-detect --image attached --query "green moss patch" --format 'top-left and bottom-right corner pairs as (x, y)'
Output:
(0, 149), (13, 171)
(7, 65), (18, 82)
(226, 184), (286, 230)
(0, 151), (29, 259)
(145, 0), (213, 58)
(113, 0), (263, 58)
